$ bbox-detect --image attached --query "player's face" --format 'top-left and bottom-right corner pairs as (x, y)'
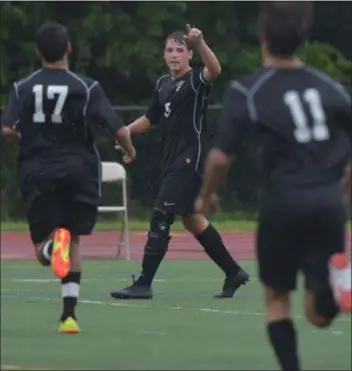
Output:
(164, 39), (192, 73)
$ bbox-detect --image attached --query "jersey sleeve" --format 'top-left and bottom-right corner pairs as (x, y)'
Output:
(145, 83), (162, 127)
(213, 82), (251, 156)
(337, 85), (352, 145)
(191, 67), (210, 91)
(1, 84), (20, 129)
(86, 82), (123, 135)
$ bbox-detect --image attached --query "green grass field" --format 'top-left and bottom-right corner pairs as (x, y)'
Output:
(1, 260), (351, 370)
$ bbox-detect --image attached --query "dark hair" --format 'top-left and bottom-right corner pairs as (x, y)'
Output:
(165, 31), (192, 50)
(259, 1), (313, 56)
(35, 21), (69, 62)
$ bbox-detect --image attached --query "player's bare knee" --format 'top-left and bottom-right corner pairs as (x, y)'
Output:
(181, 213), (209, 236)
(263, 285), (290, 320)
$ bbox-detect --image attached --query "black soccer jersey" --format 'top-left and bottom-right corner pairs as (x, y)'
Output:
(145, 67), (211, 171)
(1, 68), (123, 162)
(215, 66), (352, 190)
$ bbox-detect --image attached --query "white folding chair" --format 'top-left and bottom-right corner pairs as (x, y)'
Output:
(98, 162), (130, 260)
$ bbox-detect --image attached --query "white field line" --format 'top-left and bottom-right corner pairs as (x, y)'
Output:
(5, 277), (258, 283)
(1, 292), (351, 325)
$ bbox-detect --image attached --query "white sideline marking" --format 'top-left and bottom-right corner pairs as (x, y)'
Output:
(6, 277), (256, 284)
(8, 278), (165, 283)
(142, 330), (166, 336)
(2, 294), (350, 324)
(80, 299), (147, 308)
(10, 279), (59, 283)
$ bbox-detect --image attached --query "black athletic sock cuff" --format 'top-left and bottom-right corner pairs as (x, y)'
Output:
(195, 223), (213, 240)
(268, 318), (294, 332)
(62, 271), (81, 284)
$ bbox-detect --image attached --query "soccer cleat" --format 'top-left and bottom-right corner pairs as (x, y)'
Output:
(110, 276), (153, 299)
(51, 228), (71, 279)
(214, 269), (250, 298)
(58, 317), (80, 334)
(329, 253), (351, 314)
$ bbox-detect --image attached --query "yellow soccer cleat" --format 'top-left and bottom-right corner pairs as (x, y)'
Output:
(58, 317), (80, 334)
(51, 228), (71, 279)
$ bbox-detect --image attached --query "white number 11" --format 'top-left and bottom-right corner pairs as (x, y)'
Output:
(284, 88), (329, 143)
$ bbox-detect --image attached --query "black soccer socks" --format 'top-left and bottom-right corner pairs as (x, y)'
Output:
(61, 271), (81, 320)
(137, 235), (171, 287)
(196, 224), (240, 276)
(267, 319), (301, 371)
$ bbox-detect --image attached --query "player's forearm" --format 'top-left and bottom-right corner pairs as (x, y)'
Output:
(115, 126), (135, 158)
(341, 163), (351, 200)
(127, 115), (152, 135)
(1, 126), (20, 141)
(199, 149), (232, 197)
(196, 39), (221, 79)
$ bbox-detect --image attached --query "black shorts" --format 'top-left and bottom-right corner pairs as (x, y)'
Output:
(154, 162), (202, 216)
(27, 193), (98, 244)
(19, 155), (100, 208)
(19, 156), (100, 243)
(257, 185), (347, 317)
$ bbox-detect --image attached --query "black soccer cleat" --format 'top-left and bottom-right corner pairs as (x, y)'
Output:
(214, 269), (250, 298)
(110, 276), (153, 300)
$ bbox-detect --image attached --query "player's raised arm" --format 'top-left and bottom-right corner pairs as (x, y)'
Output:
(1, 84), (21, 141)
(185, 24), (221, 82)
(86, 82), (136, 162)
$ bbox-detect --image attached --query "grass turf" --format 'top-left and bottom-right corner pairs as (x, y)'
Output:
(1, 260), (351, 370)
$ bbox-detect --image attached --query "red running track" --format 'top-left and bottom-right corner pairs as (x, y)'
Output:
(1, 230), (350, 261)
(1, 230), (256, 261)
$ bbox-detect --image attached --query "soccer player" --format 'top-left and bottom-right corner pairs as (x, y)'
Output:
(195, 2), (351, 370)
(110, 25), (249, 300)
(1, 22), (135, 333)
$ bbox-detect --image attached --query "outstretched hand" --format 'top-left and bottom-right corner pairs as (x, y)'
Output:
(194, 193), (220, 215)
(185, 24), (203, 46)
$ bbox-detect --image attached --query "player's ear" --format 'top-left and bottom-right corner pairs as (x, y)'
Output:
(258, 28), (265, 44)
(188, 49), (193, 61)
(66, 42), (72, 55)
(35, 48), (42, 60)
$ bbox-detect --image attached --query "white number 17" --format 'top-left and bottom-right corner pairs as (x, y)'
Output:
(33, 84), (68, 124)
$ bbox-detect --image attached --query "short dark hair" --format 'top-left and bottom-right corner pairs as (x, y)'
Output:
(259, 1), (313, 56)
(35, 22), (69, 62)
(166, 31), (192, 50)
